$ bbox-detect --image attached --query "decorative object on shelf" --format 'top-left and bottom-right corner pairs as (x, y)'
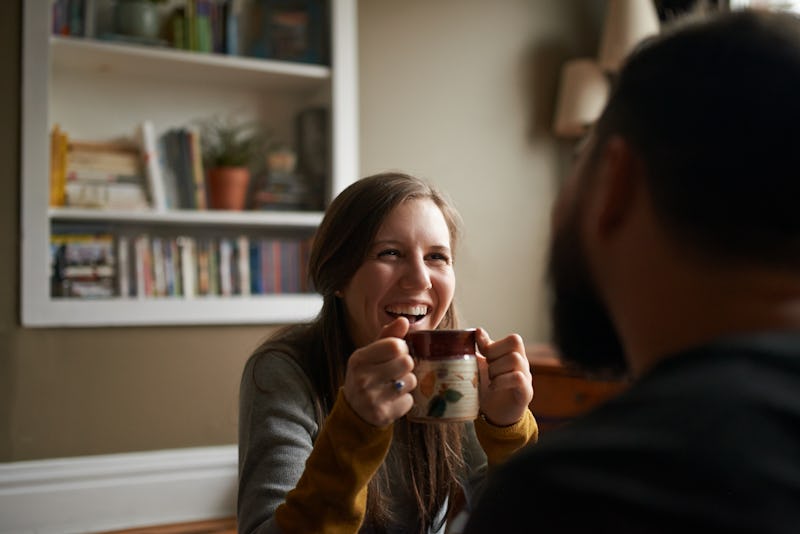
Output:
(295, 107), (327, 210)
(252, 143), (310, 211)
(197, 115), (268, 210)
(252, 106), (328, 211)
(113, 0), (165, 41)
(246, 0), (329, 65)
(553, 60), (609, 138)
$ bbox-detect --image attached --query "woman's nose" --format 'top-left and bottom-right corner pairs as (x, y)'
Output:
(400, 255), (432, 290)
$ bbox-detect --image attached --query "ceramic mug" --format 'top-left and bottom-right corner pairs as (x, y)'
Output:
(406, 329), (479, 423)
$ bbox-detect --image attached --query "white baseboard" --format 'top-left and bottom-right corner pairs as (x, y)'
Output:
(0, 445), (238, 534)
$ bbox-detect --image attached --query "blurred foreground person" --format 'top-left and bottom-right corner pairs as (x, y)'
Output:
(466, 9), (800, 534)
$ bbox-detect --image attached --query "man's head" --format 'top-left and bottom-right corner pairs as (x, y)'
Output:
(548, 10), (800, 376)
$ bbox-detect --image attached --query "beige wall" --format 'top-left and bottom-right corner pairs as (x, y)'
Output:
(0, 0), (600, 462)
(359, 0), (601, 342)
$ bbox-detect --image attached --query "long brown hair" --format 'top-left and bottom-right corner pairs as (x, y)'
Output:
(252, 172), (466, 532)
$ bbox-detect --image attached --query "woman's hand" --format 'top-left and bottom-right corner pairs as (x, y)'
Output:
(476, 328), (534, 427)
(343, 317), (417, 427)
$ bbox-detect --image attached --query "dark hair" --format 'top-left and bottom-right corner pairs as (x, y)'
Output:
(594, 10), (800, 268)
(252, 172), (465, 532)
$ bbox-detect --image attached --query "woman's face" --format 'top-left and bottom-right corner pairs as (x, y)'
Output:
(340, 198), (456, 347)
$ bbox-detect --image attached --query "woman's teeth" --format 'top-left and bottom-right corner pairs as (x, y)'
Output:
(386, 305), (429, 323)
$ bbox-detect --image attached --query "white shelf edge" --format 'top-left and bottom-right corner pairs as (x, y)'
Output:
(48, 207), (324, 228)
(22, 294), (323, 328)
(51, 35), (331, 80)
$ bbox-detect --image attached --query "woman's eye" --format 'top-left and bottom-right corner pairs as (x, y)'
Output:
(427, 252), (451, 264)
(377, 249), (401, 259)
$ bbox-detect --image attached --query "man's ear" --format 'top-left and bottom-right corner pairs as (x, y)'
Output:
(592, 136), (640, 236)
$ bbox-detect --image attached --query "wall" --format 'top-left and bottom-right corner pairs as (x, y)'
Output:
(0, 0), (600, 462)
(359, 0), (601, 342)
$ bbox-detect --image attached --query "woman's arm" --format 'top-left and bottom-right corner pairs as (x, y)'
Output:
(238, 352), (318, 534)
(238, 352), (394, 534)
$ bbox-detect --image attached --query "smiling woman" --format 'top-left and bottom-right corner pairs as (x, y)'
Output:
(237, 172), (538, 534)
(339, 197), (456, 347)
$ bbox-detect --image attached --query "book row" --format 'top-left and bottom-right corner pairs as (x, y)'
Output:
(52, 0), (329, 65)
(50, 231), (314, 299)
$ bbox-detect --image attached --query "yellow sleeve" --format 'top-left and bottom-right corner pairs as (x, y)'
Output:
(473, 409), (538, 467)
(274, 388), (393, 534)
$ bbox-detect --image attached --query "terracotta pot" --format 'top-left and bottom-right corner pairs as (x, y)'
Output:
(207, 167), (250, 210)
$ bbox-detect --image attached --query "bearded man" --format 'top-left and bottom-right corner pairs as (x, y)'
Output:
(465, 9), (800, 534)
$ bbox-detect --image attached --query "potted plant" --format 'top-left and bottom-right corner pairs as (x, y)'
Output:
(198, 115), (267, 210)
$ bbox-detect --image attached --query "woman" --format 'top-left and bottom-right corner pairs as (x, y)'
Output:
(238, 172), (537, 534)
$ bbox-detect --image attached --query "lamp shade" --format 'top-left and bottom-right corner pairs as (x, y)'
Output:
(553, 59), (609, 138)
(599, 0), (660, 72)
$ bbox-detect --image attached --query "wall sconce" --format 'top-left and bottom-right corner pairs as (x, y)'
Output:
(553, 59), (609, 138)
(553, 0), (659, 138)
(599, 0), (660, 72)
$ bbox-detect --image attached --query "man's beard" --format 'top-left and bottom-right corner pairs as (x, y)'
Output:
(546, 210), (629, 379)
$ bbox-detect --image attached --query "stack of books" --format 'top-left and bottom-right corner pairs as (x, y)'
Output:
(50, 231), (116, 298)
(63, 140), (149, 210)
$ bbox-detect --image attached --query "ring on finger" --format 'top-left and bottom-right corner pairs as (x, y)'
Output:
(392, 379), (405, 392)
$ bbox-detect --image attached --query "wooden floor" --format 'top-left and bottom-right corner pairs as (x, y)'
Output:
(100, 517), (237, 534)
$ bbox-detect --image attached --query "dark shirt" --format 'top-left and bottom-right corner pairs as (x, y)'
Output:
(464, 332), (800, 533)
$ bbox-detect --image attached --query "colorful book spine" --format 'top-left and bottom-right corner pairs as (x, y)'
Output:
(188, 129), (207, 209)
(118, 236), (130, 298)
(237, 235), (251, 296)
(178, 236), (197, 298)
(50, 125), (68, 207)
(219, 238), (233, 296)
(249, 240), (262, 295)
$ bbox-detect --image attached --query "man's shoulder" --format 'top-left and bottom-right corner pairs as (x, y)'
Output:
(463, 332), (800, 533)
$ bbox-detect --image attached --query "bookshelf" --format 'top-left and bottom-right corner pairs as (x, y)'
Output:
(21, 1), (358, 327)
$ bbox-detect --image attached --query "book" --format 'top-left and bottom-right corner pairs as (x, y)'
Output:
(196, 237), (211, 295)
(138, 120), (168, 211)
(134, 234), (152, 298)
(187, 128), (207, 209)
(170, 238), (183, 296)
(225, 0), (242, 55)
(237, 235), (250, 296)
(64, 181), (149, 210)
(178, 236), (197, 297)
(50, 125), (68, 207)
(162, 128), (200, 209)
(83, 0), (96, 38)
(157, 133), (180, 209)
(118, 235), (130, 298)
(151, 236), (167, 296)
(249, 239), (262, 294)
(219, 238), (233, 296)
(208, 237), (220, 296)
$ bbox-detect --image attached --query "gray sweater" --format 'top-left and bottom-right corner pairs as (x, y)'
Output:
(238, 349), (490, 534)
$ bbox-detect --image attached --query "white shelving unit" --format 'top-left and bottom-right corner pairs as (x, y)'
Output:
(20, 1), (359, 327)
